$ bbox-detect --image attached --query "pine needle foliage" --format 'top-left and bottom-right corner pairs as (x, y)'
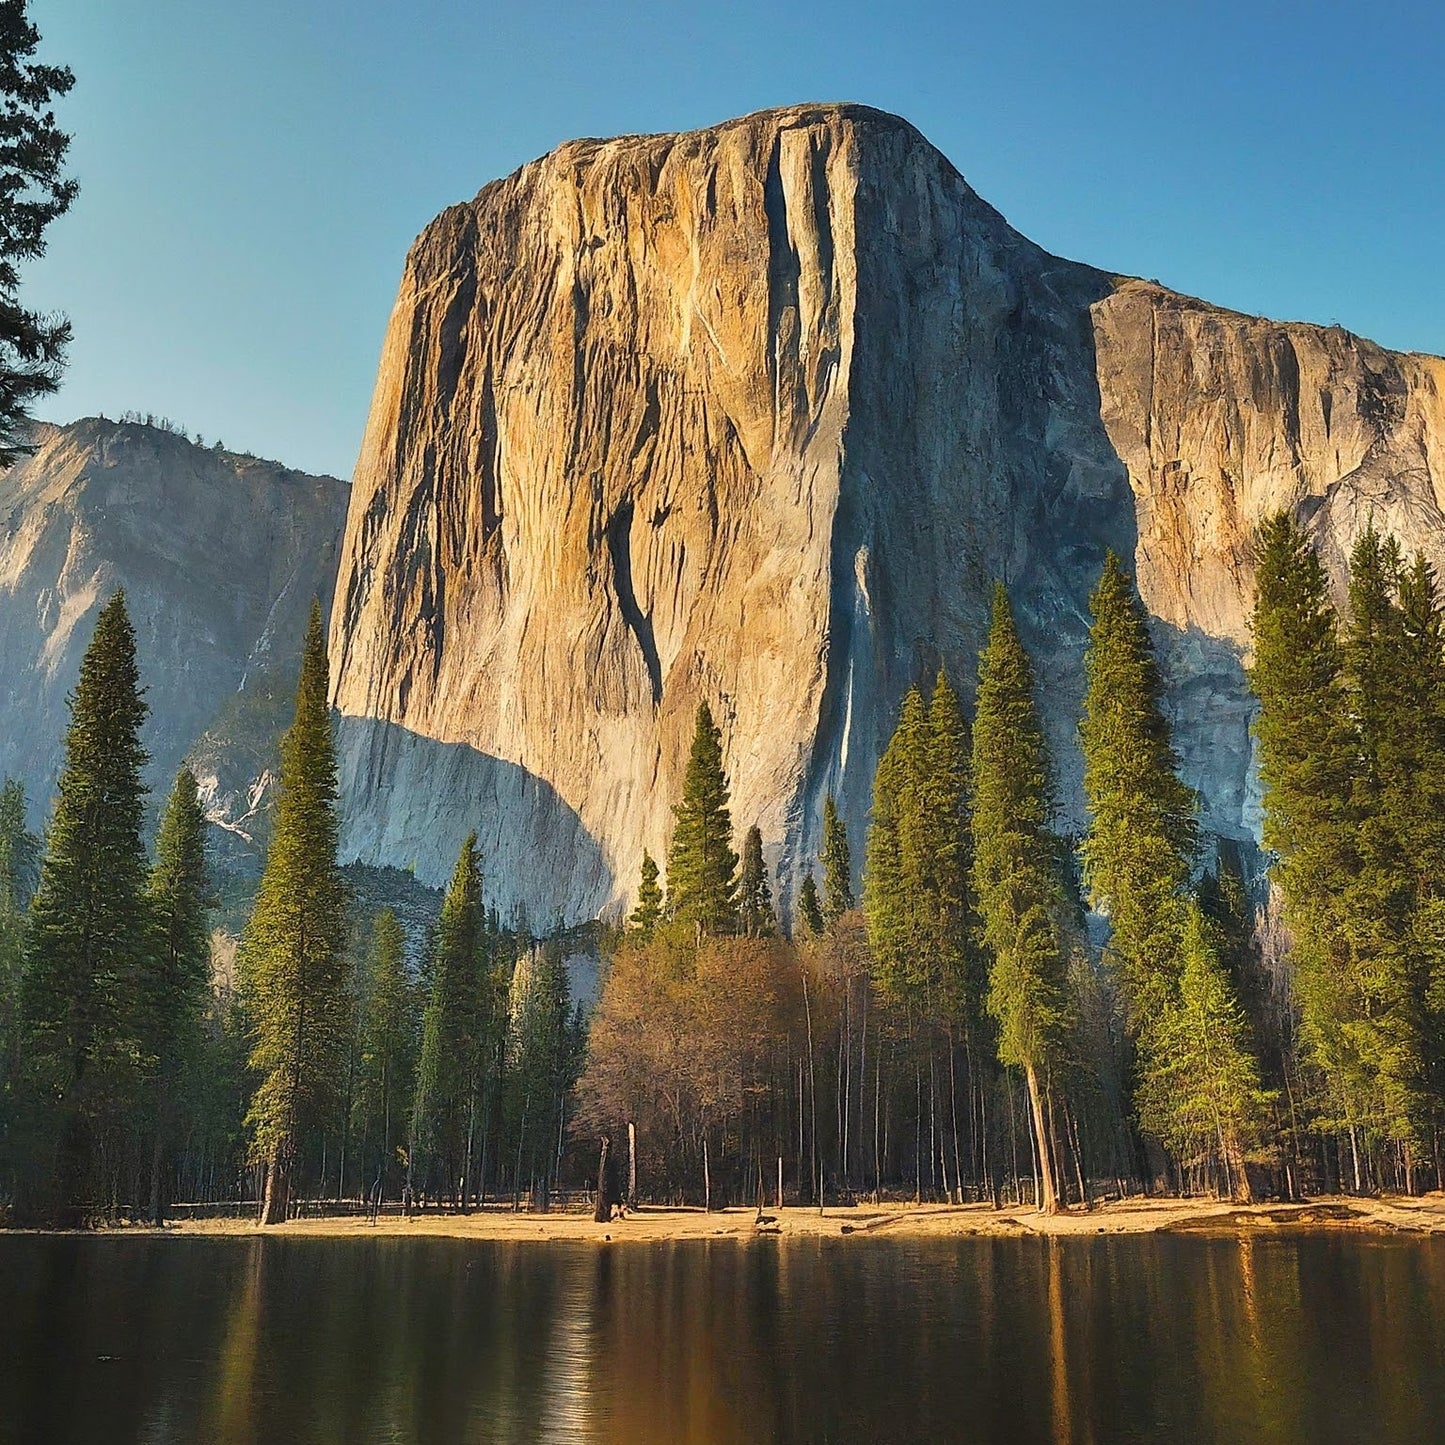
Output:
(1135, 904), (1270, 1196)
(970, 584), (1074, 1212)
(0, 2), (78, 464)
(820, 796), (854, 924)
(738, 826), (776, 938)
(666, 702), (738, 936)
(353, 908), (418, 1199)
(1079, 552), (1197, 1022)
(239, 601), (349, 1221)
(411, 831), (490, 1197)
(796, 874), (824, 938)
(141, 766), (214, 1221)
(628, 850), (664, 939)
(21, 591), (150, 1213)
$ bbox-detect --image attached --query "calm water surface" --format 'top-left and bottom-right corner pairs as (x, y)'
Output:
(2, 1231), (1444, 1443)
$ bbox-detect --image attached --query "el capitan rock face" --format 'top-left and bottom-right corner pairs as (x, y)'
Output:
(330, 102), (1445, 923)
(0, 418), (349, 854)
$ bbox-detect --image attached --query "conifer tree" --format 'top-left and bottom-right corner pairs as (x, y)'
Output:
(239, 601), (349, 1225)
(628, 850), (663, 939)
(796, 873), (824, 938)
(141, 766), (214, 1223)
(1249, 512), (1366, 1150)
(0, 2), (78, 464)
(1135, 904), (1269, 1199)
(0, 779), (37, 1182)
(738, 826), (776, 938)
(921, 670), (980, 1016)
(411, 832), (490, 1205)
(666, 702), (738, 936)
(504, 941), (570, 1199)
(820, 796), (854, 925)
(1079, 552), (1197, 1023)
(863, 687), (928, 1000)
(21, 591), (150, 1218)
(353, 909), (417, 1202)
(970, 584), (1072, 1213)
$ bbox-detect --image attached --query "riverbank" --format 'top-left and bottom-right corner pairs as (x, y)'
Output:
(93, 1192), (1445, 1243)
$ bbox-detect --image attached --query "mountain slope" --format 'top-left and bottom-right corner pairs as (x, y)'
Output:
(328, 103), (1445, 924)
(0, 418), (349, 857)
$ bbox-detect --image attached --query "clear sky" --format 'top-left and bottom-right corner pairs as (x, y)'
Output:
(26, 0), (1445, 480)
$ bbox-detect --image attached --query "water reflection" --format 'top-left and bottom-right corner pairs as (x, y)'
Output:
(2, 1232), (1444, 1443)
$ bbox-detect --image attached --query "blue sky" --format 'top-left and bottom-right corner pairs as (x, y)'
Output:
(27, 0), (1445, 479)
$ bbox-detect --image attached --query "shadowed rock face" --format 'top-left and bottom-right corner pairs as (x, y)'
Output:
(331, 102), (1445, 924)
(0, 418), (348, 849)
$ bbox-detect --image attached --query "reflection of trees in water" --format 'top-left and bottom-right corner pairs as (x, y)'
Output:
(9, 1235), (1445, 1442)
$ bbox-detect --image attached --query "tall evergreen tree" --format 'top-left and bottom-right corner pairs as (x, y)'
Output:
(628, 850), (663, 939)
(1079, 552), (1197, 1023)
(737, 826), (776, 938)
(504, 942), (571, 1200)
(796, 873), (824, 938)
(239, 601), (349, 1225)
(1135, 904), (1270, 1199)
(863, 687), (928, 1000)
(921, 670), (980, 1017)
(411, 832), (490, 1205)
(820, 796), (854, 925)
(1249, 512), (1367, 1157)
(666, 702), (738, 936)
(970, 584), (1073, 1214)
(20, 591), (150, 1218)
(353, 909), (417, 1203)
(141, 766), (214, 1223)
(0, 2), (78, 464)
(0, 779), (37, 1185)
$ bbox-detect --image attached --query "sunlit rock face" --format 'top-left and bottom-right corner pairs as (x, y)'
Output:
(0, 418), (348, 850)
(330, 102), (1445, 923)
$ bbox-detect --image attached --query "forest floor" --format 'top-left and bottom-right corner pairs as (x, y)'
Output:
(147, 1192), (1445, 1243)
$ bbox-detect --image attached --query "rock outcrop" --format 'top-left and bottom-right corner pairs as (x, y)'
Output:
(0, 418), (348, 856)
(330, 103), (1445, 923)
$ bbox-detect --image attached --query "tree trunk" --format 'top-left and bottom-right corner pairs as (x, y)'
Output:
(593, 1137), (611, 1223)
(1024, 1064), (1060, 1215)
(703, 1133), (712, 1213)
(627, 1121), (638, 1208)
(260, 1154), (290, 1226)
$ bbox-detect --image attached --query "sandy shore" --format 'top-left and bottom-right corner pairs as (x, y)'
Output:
(118, 1193), (1445, 1244)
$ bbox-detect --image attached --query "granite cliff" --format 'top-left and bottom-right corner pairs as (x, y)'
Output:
(0, 418), (348, 863)
(326, 103), (1445, 923)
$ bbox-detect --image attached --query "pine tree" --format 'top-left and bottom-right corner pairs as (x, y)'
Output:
(1135, 905), (1270, 1200)
(0, 3), (78, 464)
(1249, 512), (1367, 1152)
(353, 909), (417, 1203)
(21, 591), (150, 1218)
(666, 702), (738, 936)
(239, 601), (349, 1225)
(0, 779), (37, 1183)
(820, 796), (853, 925)
(628, 850), (663, 939)
(411, 832), (490, 1205)
(738, 826), (776, 938)
(1079, 552), (1197, 1023)
(141, 766), (214, 1223)
(970, 583), (1073, 1214)
(921, 670), (980, 1018)
(863, 687), (928, 1000)
(796, 873), (824, 938)
(504, 942), (570, 1200)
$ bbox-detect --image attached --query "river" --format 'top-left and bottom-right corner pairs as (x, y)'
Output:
(3, 1232), (1443, 1442)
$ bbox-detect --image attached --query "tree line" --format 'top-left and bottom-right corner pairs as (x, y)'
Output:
(5, 514), (1445, 1223)
(0, 595), (580, 1225)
